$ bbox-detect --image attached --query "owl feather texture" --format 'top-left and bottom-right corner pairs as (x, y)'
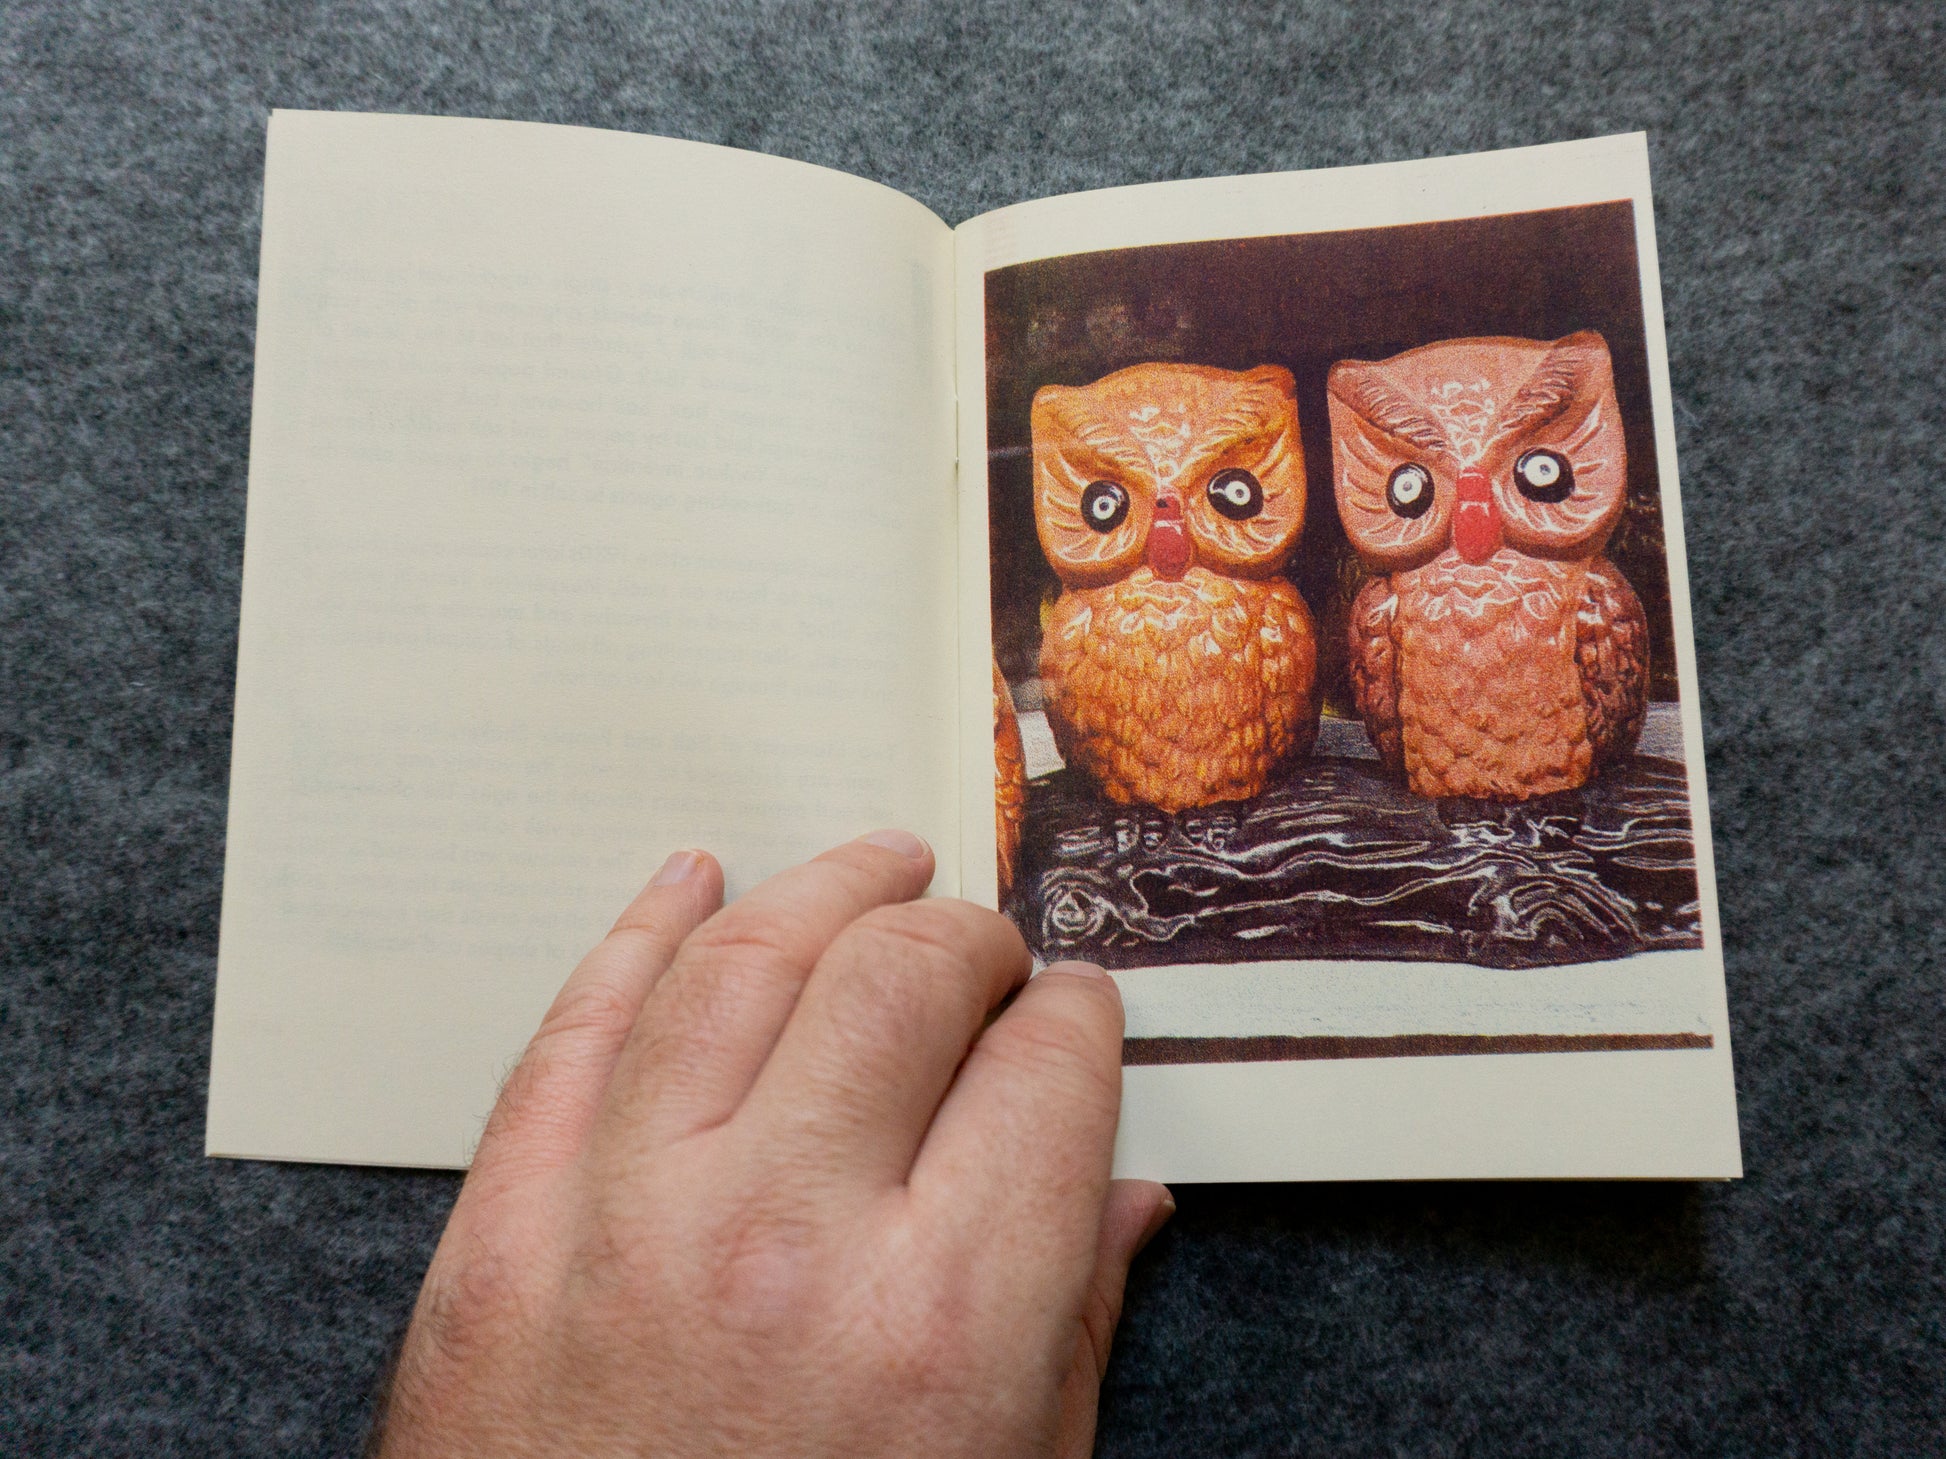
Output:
(992, 662), (1026, 893)
(1331, 333), (1650, 800)
(1031, 363), (1320, 812)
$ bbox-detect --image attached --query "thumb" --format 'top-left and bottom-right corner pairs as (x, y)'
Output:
(1052, 1179), (1175, 1458)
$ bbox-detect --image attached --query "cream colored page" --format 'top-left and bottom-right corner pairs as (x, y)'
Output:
(952, 136), (1740, 1181)
(208, 112), (957, 1167)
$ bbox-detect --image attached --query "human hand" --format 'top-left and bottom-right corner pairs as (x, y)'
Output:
(371, 831), (1173, 1458)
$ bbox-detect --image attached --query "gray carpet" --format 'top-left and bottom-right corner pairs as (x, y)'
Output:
(3, 2), (1941, 1454)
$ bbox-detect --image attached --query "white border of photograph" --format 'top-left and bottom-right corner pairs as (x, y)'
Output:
(952, 134), (1741, 1182)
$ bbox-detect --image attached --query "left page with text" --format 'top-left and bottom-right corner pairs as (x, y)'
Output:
(208, 112), (958, 1167)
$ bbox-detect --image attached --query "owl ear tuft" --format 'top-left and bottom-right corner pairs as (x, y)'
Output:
(1498, 333), (1615, 441)
(1535, 332), (1614, 403)
(1030, 383), (1082, 436)
(1325, 359), (1374, 404)
(1551, 329), (1610, 358)
(1239, 364), (1297, 400)
(1327, 359), (1447, 455)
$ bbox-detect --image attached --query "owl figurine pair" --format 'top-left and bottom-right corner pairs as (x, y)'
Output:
(1029, 333), (1650, 809)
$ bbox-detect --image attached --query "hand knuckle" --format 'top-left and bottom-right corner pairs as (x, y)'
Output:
(931, 898), (1030, 959)
(535, 971), (637, 1046)
(416, 1232), (530, 1363)
(631, 953), (801, 1104)
(690, 1199), (822, 1342)
(980, 1014), (1118, 1107)
(622, 1016), (719, 1103)
(993, 1010), (1098, 1067)
(814, 913), (990, 1053)
(678, 915), (799, 972)
(609, 898), (679, 938)
(848, 903), (977, 978)
(847, 901), (1023, 992)
(645, 923), (800, 1053)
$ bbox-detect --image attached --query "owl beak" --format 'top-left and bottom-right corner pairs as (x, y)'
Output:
(1453, 468), (1502, 565)
(1146, 493), (1192, 580)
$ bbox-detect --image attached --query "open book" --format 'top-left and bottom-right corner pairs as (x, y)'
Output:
(207, 111), (1740, 1182)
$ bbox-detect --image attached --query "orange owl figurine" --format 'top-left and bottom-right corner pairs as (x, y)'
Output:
(1328, 332), (1650, 800)
(993, 662), (1026, 894)
(1032, 363), (1319, 812)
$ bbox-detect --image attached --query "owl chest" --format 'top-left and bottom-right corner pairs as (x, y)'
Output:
(1039, 571), (1315, 810)
(1390, 556), (1591, 798)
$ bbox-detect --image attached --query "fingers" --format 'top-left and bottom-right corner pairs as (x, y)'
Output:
(1080, 1180), (1173, 1376)
(738, 898), (1032, 1187)
(471, 849), (725, 1181)
(907, 962), (1127, 1239)
(1050, 1180), (1172, 1459)
(600, 831), (936, 1147)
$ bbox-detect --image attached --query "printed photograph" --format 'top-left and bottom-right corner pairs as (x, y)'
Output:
(986, 204), (1705, 980)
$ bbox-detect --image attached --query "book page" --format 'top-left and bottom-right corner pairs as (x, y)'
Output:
(208, 112), (957, 1167)
(953, 136), (1741, 1182)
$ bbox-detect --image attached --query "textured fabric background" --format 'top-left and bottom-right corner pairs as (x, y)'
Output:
(2, 2), (1941, 1454)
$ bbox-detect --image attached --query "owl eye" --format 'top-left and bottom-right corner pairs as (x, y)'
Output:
(1514, 449), (1574, 503)
(1386, 463), (1434, 519)
(1205, 468), (1264, 520)
(1080, 480), (1130, 532)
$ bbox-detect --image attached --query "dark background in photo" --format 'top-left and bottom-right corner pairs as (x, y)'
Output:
(985, 203), (1679, 711)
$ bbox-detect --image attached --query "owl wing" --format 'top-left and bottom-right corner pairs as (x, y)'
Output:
(1575, 556), (1651, 772)
(1347, 574), (1406, 774)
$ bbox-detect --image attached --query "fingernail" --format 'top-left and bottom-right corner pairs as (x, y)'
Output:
(650, 849), (703, 886)
(860, 828), (929, 859)
(1136, 1190), (1177, 1255)
(1043, 959), (1109, 979)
